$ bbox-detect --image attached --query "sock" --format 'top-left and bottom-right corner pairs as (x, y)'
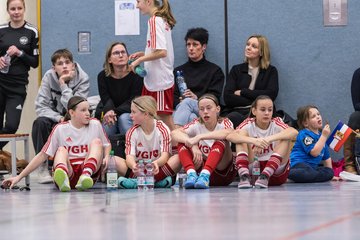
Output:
(54, 163), (69, 175)
(235, 151), (249, 176)
(82, 157), (98, 176)
(262, 153), (282, 178)
(187, 169), (196, 175)
(203, 141), (225, 174)
(177, 143), (195, 172)
(154, 162), (176, 181)
(200, 169), (210, 175)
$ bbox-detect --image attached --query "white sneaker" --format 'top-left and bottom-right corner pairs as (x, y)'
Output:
(38, 163), (53, 184)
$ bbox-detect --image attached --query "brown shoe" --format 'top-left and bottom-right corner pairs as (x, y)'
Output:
(344, 133), (357, 174)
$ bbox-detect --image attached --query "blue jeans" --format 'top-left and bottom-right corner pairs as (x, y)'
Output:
(288, 162), (334, 183)
(103, 113), (132, 136)
(173, 98), (198, 126)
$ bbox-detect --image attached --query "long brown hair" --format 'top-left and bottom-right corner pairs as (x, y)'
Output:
(296, 105), (318, 130)
(103, 42), (129, 77)
(153, 0), (176, 29)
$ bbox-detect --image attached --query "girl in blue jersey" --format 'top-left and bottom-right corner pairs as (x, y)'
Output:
(288, 105), (335, 182)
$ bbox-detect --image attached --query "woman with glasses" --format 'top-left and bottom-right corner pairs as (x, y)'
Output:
(98, 42), (143, 137)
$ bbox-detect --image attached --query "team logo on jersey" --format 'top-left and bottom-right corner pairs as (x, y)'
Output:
(66, 137), (73, 142)
(137, 142), (143, 147)
(136, 150), (159, 159)
(303, 136), (314, 146)
(19, 36), (29, 45)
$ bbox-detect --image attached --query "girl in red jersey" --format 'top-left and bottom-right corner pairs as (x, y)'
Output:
(171, 94), (236, 189)
(129, 0), (176, 131)
(112, 96), (181, 188)
(227, 95), (298, 189)
(2, 96), (111, 191)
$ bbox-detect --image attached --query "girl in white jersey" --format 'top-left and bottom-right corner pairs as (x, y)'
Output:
(172, 94), (237, 189)
(129, 0), (176, 131)
(227, 95), (298, 189)
(2, 96), (111, 192)
(114, 96), (181, 189)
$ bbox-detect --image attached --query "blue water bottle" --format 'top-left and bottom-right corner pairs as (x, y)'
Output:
(128, 59), (147, 77)
(176, 71), (187, 98)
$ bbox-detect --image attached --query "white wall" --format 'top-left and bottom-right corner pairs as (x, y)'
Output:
(0, 1), (39, 159)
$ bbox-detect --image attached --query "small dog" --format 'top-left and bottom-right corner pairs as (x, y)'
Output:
(0, 150), (28, 174)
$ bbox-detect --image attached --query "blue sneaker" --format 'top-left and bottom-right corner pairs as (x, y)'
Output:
(194, 173), (210, 189)
(118, 177), (138, 189)
(155, 176), (172, 188)
(184, 172), (198, 189)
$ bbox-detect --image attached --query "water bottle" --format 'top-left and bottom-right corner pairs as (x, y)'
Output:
(178, 167), (187, 188)
(175, 71), (187, 97)
(145, 160), (154, 190)
(137, 160), (146, 190)
(251, 156), (260, 185)
(106, 150), (118, 190)
(128, 59), (147, 77)
(0, 54), (11, 74)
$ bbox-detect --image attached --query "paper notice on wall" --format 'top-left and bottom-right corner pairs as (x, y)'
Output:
(115, 0), (139, 35)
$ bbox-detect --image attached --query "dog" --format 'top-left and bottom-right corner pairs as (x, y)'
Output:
(0, 150), (28, 174)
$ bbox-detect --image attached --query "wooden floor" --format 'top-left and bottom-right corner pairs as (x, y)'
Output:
(1, 172), (360, 240)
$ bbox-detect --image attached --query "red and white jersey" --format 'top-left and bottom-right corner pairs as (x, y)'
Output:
(144, 16), (174, 91)
(237, 117), (288, 161)
(183, 118), (233, 158)
(42, 119), (110, 164)
(125, 119), (171, 162)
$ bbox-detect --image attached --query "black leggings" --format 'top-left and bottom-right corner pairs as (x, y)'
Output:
(0, 87), (26, 149)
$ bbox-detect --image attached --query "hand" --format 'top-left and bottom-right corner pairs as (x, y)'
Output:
(253, 146), (263, 156)
(322, 124), (331, 138)
(132, 163), (140, 176)
(191, 145), (203, 169)
(152, 161), (159, 175)
(5, 45), (21, 57)
(253, 137), (270, 149)
(185, 136), (200, 148)
(2, 176), (21, 189)
(234, 90), (241, 96)
(0, 56), (7, 69)
(129, 51), (144, 60)
(103, 110), (117, 126)
(59, 67), (76, 85)
(183, 89), (197, 99)
(101, 155), (109, 174)
(128, 58), (141, 73)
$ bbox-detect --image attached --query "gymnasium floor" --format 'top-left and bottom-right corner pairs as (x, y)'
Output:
(1, 172), (360, 240)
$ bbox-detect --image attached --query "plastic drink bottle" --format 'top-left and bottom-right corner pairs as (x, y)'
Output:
(106, 150), (118, 190)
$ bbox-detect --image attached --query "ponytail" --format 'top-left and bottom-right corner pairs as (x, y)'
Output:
(154, 0), (176, 29)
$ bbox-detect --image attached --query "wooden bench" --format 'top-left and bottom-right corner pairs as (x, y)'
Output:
(0, 134), (30, 186)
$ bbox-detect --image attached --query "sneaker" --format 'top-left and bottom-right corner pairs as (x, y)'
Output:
(255, 174), (269, 188)
(38, 163), (53, 184)
(155, 176), (172, 188)
(75, 174), (94, 191)
(238, 174), (252, 189)
(194, 173), (210, 189)
(53, 169), (70, 192)
(118, 177), (138, 189)
(184, 172), (198, 189)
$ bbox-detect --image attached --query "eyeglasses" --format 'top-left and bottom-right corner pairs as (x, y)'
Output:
(111, 50), (127, 56)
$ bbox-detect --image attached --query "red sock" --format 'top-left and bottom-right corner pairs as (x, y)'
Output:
(262, 153), (282, 178)
(178, 143), (195, 171)
(154, 162), (176, 181)
(82, 157), (98, 176)
(203, 141), (225, 174)
(235, 152), (249, 176)
(54, 163), (68, 175)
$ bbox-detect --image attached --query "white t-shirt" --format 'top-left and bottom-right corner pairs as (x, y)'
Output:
(237, 117), (288, 161)
(183, 118), (233, 158)
(42, 119), (110, 164)
(125, 119), (171, 162)
(144, 16), (174, 91)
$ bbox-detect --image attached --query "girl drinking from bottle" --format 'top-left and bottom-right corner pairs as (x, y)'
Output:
(129, 0), (176, 131)
(171, 93), (236, 189)
(115, 96), (181, 189)
(2, 96), (111, 191)
(226, 95), (298, 189)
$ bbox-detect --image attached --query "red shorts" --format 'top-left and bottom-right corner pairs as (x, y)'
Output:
(142, 85), (174, 115)
(259, 160), (290, 186)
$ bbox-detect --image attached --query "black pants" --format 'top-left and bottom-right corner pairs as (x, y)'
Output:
(348, 111), (360, 131)
(0, 87), (26, 150)
(288, 162), (334, 183)
(32, 117), (58, 154)
(225, 108), (250, 128)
